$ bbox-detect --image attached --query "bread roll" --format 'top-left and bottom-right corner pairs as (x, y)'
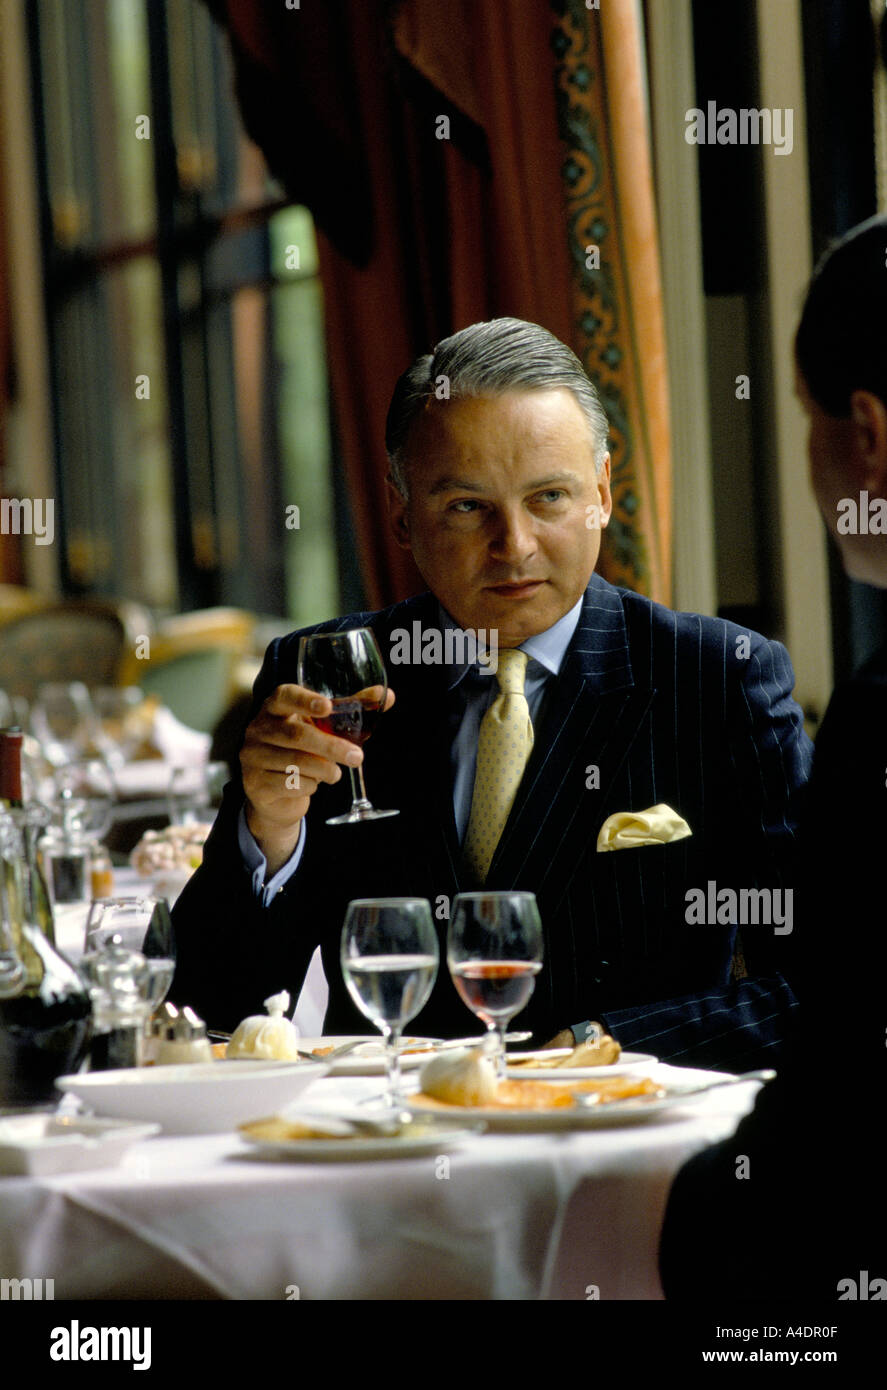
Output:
(419, 1047), (498, 1106)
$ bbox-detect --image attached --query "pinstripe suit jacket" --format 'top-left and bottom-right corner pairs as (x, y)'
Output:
(172, 574), (812, 1068)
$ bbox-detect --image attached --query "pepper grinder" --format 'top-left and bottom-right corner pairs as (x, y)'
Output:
(82, 934), (152, 1070)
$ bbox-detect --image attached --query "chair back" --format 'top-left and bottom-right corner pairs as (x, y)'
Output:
(0, 599), (152, 700)
(116, 607), (255, 733)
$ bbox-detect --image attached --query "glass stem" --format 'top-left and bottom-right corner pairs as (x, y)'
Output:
(383, 1025), (402, 1108)
(348, 764), (372, 812)
(490, 1021), (508, 1080)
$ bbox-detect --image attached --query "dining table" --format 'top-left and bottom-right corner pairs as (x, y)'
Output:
(3, 808), (763, 1303)
(0, 1058), (762, 1301)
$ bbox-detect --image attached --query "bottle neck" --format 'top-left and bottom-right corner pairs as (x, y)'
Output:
(0, 729), (24, 808)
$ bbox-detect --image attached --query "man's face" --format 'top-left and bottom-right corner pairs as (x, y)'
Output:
(796, 366), (887, 588)
(796, 369), (854, 545)
(388, 389), (612, 646)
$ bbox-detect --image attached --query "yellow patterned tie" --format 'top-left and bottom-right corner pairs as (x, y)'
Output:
(463, 648), (534, 882)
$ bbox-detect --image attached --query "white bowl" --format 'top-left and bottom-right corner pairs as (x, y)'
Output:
(0, 1114), (160, 1176)
(57, 1059), (329, 1135)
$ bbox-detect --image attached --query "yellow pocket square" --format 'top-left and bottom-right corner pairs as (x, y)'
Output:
(596, 804), (692, 852)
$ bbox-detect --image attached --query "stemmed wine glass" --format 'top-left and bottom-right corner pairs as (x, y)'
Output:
(91, 686), (146, 769)
(51, 759), (115, 842)
(30, 682), (97, 766)
(448, 891), (544, 1077)
(341, 898), (439, 1108)
(297, 628), (398, 824)
(84, 896), (176, 1009)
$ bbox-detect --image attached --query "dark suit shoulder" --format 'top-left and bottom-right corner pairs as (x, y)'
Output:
(593, 578), (795, 711)
(805, 643), (887, 811)
(613, 580), (781, 659)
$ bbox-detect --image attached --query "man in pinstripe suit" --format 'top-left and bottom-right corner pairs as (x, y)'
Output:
(172, 319), (811, 1070)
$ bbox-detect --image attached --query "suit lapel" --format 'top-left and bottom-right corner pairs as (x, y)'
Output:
(487, 575), (655, 901)
(367, 578), (656, 905)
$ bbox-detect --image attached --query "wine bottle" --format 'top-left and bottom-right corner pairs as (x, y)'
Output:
(0, 729), (56, 944)
(0, 733), (91, 1109)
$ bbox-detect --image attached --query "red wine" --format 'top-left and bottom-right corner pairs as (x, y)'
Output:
(314, 696), (384, 747)
(451, 960), (541, 1022)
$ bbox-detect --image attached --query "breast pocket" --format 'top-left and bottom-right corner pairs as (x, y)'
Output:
(590, 834), (706, 962)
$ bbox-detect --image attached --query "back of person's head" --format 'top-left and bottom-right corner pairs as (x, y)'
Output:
(796, 214), (887, 414)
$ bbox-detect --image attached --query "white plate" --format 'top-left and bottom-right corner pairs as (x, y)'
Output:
(297, 1036), (443, 1076)
(0, 1114), (159, 1176)
(238, 1122), (481, 1163)
(407, 1076), (731, 1132)
(57, 1059), (329, 1135)
(506, 1050), (658, 1080)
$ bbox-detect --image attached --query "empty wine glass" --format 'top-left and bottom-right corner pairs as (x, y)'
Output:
(297, 628), (398, 824)
(85, 897), (175, 1009)
(448, 891), (544, 1077)
(30, 683), (97, 766)
(91, 686), (146, 767)
(51, 759), (115, 842)
(341, 898), (439, 1107)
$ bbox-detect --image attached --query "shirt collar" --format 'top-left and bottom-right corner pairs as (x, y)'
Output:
(439, 595), (584, 690)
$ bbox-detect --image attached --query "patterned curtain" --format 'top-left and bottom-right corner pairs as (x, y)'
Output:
(206, 0), (672, 606)
(550, 0), (671, 599)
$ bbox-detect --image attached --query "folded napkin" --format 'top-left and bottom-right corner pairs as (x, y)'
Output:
(152, 706), (212, 764)
(596, 803), (692, 852)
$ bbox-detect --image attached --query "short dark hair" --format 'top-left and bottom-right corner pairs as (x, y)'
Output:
(795, 214), (887, 416)
(385, 317), (609, 495)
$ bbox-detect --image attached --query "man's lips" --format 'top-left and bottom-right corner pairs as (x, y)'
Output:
(485, 580), (546, 597)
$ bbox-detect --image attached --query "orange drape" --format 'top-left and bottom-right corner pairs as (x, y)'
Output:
(0, 91), (22, 585)
(210, 0), (671, 607)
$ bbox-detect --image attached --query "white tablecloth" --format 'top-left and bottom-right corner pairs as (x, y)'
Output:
(0, 1067), (759, 1300)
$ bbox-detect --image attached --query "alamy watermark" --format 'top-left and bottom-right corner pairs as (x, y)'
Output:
(1, 497), (54, 546)
(1, 1276), (54, 1299)
(836, 491), (887, 535)
(388, 624), (498, 672)
(684, 881), (793, 935)
(684, 102), (793, 156)
(49, 1321), (151, 1370)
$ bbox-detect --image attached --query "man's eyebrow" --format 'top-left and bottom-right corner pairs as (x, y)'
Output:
(426, 471), (583, 496)
(427, 476), (487, 495)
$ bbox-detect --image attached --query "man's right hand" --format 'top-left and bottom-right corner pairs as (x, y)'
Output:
(240, 683), (394, 875)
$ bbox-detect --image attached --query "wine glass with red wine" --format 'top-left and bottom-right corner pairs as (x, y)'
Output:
(448, 891), (543, 1076)
(297, 628), (399, 825)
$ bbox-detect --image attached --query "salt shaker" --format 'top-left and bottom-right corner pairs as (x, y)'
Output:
(153, 1002), (212, 1065)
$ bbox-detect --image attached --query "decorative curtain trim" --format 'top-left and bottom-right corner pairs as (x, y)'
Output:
(551, 0), (672, 601)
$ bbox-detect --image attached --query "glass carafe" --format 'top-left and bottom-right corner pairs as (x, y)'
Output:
(0, 813), (92, 1110)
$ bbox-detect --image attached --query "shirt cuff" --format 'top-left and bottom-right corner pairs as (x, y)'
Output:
(237, 805), (306, 906)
